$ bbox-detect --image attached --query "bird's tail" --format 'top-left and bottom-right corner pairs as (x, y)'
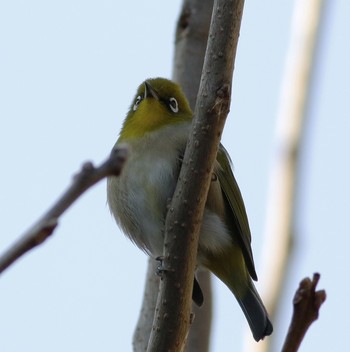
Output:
(235, 280), (273, 341)
(208, 257), (273, 341)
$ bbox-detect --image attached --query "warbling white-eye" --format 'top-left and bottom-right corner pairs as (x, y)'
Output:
(107, 78), (273, 341)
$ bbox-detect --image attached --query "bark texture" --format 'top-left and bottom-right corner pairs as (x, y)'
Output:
(147, 1), (245, 351)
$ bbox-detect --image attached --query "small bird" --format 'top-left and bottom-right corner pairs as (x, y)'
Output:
(107, 78), (273, 341)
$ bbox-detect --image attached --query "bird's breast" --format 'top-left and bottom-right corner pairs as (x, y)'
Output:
(107, 139), (181, 257)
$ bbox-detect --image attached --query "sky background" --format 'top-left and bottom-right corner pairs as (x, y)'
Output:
(0, 1), (349, 351)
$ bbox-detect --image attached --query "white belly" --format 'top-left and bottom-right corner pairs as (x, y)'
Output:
(108, 143), (179, 257)
(107, 125), (232, 261)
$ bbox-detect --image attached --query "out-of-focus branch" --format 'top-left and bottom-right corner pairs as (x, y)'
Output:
(0, 147), (127, 274)
(281, 273), (326, 352)
(185, 269), (212, 352)
(243, 0), (326, 351)
(133, 1), (215, 351)
(173, 0), (214, 108)
(133, 258), (159, 351)
(146, 1), (245, 351)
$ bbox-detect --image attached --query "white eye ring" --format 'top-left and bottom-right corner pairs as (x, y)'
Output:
(169, 97), (179, 113)
(133, 95), (142, 111)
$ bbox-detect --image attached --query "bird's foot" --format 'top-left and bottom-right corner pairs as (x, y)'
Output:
(155, 256), (168, 278)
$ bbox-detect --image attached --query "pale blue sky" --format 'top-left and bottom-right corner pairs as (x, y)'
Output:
(0, 1), (349, 351)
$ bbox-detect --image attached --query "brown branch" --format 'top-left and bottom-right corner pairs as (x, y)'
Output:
(146, 1), (245, 351)
(134, 1), (215, 351)
(281, 273), (326, 352)
(0, 146), (128, 274)
(174, 2), (215, 351)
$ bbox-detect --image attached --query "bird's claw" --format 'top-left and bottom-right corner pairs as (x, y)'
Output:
(155, 256), (168, 278)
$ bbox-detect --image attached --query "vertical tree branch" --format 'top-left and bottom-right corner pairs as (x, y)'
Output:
(146, 1), (245, 351)
(173, 0), (214, 108)
(173, 1), (214, 351)
(133, 259), (160, 351)
(133, 1), (214, 351)
(243, 0), (326, 351)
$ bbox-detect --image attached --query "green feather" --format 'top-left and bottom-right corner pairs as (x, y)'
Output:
(215, 144), (258, 281)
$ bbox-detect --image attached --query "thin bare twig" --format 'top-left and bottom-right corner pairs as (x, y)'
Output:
(0, 146), (128, 274)
(281, 273), (326, 352)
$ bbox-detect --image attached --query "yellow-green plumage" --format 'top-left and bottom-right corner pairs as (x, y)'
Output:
(107, 78), (273, 341)
(119, 79), (192, 140)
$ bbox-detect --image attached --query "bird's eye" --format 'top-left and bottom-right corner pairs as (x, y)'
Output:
(133, 95), (142, 111)
(168, 97), (179, 113)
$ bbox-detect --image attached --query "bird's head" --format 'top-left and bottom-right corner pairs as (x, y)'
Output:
(119, 78), (193, 141)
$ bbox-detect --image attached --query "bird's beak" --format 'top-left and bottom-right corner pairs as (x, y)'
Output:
(144, 81), (160, 100)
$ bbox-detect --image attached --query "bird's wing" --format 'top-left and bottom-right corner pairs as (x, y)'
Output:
(215, 144), (258, 280)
